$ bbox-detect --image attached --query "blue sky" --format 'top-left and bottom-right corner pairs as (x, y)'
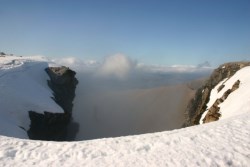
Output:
(0, 0), (250, 66)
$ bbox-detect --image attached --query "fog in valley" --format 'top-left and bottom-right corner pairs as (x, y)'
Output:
(57, 54), (211, 140)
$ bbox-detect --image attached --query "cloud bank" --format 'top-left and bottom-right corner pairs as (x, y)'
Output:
(51, 54), (213, 77)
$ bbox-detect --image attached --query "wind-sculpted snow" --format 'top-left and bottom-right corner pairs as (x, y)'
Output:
(0, 112), (249, 166)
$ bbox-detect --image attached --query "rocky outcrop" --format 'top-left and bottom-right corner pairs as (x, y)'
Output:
(202, 80), (240, 123)
(28, 66), (79, 141)
(0, 52), (6, 57)
(184, 62), (250, 126)
(45, 66), (78, 115)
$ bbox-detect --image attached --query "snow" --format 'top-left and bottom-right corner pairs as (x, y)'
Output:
(219, 67), (250, 119)
(0, 55), (63, 139)
(0, 112), (249, 166)
(0, 55), (250, 166)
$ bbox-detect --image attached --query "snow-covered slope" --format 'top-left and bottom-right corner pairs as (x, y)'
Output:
(200, 66), (250, 123)
(0, 55), (63, 139)
(0, 111), (249, 166)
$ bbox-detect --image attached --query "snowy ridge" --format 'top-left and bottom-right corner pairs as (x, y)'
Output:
(0, 55), (63, 139)
(0, 112), (249, 166)
(200, 66), (250, 123)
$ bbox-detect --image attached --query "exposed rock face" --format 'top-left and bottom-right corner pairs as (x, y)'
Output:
(28, 112), (71, 140)
(184, 62), (250, 126)
(28, 66), (79, 141)
(202, 80), (240, 123)
(45, 66), (78, 115)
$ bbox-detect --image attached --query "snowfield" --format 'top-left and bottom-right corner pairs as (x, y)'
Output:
(0, 55), (250, 166)
(0, 112), (249, 166)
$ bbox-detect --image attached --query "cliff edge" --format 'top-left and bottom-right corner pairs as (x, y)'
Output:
(28, 66), (78, 141)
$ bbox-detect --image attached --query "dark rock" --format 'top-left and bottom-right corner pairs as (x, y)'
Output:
(203, 104), (221, 123)
(232, 80), (240, 91)
(45, 66), (78, 115)
(0, 52), (6, 56)
(28, 111), (70, 141)
(197, 61), (211, 68)
(28, 66), (79, 141)
(203, 80), (240, 123)
(217, 84), (225, 92)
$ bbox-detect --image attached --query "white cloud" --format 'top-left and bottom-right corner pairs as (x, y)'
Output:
(137, 63), (213, 73)
(96, 53), (137, 80)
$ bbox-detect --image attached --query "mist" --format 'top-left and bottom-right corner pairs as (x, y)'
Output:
(53, 54), (211, 140)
